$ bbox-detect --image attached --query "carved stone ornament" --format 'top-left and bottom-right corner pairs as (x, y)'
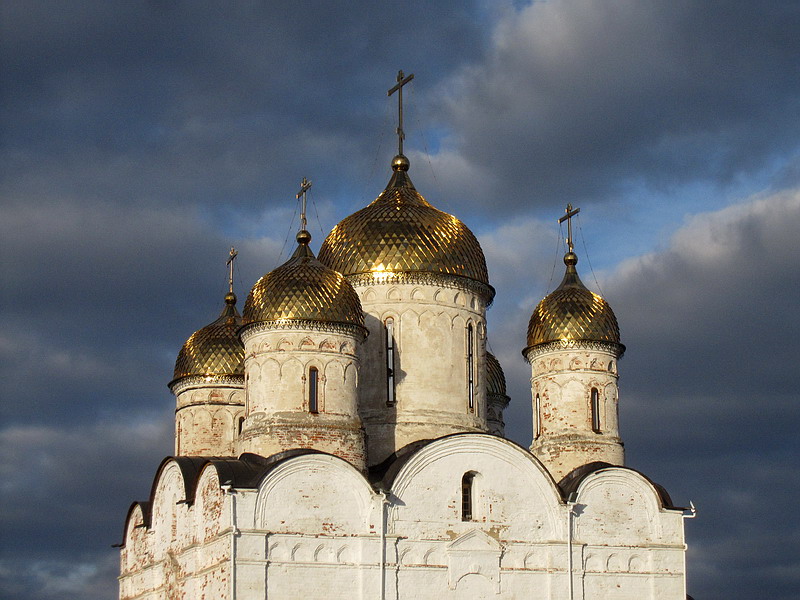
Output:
(446, 529), (503, 593)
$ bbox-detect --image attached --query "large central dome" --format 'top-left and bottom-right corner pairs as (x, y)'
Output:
(318, 156), (492, 295)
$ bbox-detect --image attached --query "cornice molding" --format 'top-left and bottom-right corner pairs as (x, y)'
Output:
(240, 320), (367, 343)
(523, 339), (625, 362)
(168, 374), (244, 395)
(346, 271), (495, 305)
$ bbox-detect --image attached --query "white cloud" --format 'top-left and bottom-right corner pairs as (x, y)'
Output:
(612, 188), (800, 360)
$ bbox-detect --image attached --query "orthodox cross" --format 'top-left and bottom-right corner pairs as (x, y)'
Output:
(558, 203), (580, 253)
(226, 247), (238, 294)
(296, 177), (312, 231)
(387, 70), (415, 156)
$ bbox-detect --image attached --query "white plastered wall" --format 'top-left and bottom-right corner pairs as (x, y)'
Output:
(121, 436), (687, 600)
(243, 453), (381, 599)
(119, 460), (233, 600)
(239, 325), (365, 468)
(574, 467), (687, 600)
(353, 279), (489, 465)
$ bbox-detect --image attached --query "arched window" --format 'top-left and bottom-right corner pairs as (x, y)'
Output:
(461, 472), (476, 521)
(309, 367), (319, 413)
(244, 373), (250, 414)
(385, 317), (396, 405)
(238, 417), (245, 434)
(534, 394), (542, 439)
(467, 324), (475, 411)
(591, 387), (600, 432)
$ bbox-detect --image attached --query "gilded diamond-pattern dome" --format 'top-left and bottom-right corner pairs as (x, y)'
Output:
(242, 231), (364, 329)
(318, 157), (492, 297)
(486, 352), (507, 397)
(170, 292), (244, 388)
(526, 253), (621, 348)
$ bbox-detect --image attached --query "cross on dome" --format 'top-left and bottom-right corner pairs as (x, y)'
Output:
(296, 177), (312, 233)
(226, 247), (238, 294)
(558, 203), (580, 254)
(387, 70), (414, 157)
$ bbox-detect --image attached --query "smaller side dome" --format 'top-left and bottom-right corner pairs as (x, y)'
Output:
(242, 230), (365, 331)
(170, 292), (244, 389)
(526, 252), (622, 350)
(486, 352), (507, 397)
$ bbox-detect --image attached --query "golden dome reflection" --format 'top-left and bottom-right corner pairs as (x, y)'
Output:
(526, 252), (622, 350)
(486, 351), (507, 397)
(242, 230), (365, 331)
(318, 157), (494, 301)
(170, 292), (244, 389)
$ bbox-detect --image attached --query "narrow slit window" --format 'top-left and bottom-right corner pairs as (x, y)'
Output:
(385, 318), (396, 405)
(535, 394), (542, 439)
(461, 472), (475, 521)
(309, 367), (319, 413)
(467, 324), (475, 411)
(238, 417), (245, 434)
(591, 387), (600, 432)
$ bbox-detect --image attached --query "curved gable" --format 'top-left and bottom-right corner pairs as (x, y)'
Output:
(255, 452), (375, 534)
(388, 434), (562, 541)
(148, 456), (207, 507)
(574, 466), (677, 545)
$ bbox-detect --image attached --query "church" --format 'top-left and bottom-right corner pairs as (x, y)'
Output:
(118, 73), (692, 599)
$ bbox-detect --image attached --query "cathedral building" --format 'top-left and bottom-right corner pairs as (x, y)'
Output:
(118, 74), (692, 599)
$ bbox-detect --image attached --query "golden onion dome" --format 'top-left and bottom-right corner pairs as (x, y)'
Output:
(318, 156), (493, 301)
(486, 351), (507, 397)
(526, 252), (622, 350)
(242, 230), (365, 331)
(170, 291), (244, 389)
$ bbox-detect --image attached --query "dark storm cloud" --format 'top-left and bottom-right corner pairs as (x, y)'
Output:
(426, 0), (800, 215)
(0, 197), (284, 424)
(0, 421), (173, 600)
(1, 0), (489, 216)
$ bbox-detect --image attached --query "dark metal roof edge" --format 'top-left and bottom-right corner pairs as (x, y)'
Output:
(117, 500), (151, 549)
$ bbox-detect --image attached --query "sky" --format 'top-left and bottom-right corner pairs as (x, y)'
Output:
(1, 1), (799, 598)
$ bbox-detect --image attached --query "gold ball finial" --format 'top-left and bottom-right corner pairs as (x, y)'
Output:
(392, 154), (410, 171)
(296, 229), (312, 245)
(564, 251), (578, 266)
(224, 291), (237, 305)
